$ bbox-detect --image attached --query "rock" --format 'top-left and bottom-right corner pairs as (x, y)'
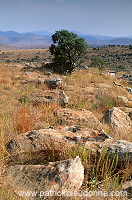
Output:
(122, 74), (132, 81)
(126, 87), (132, 93)
(102, 107), (132, 134)
(3, 156), (84, 199)
(44, 71), (52, 76)
(117, 96), (132, 107)
(85, 139), (132, 166)
(107, 71), (116, 77)
(128, 111), (132, 120)
(6, 127), (132, 166)
(117, 96), (128, 104)
(99, 140), (132, 165)
(77, 65), (88, 70)
(54, 108), (101, 128)
(19, 90), (68, 107)
(44, 76), (62, 89)
(57, 91), (69, 107)
(117, 107), (132, 115)
(122, 180), (132, 199)
(6, 128), (110, 156)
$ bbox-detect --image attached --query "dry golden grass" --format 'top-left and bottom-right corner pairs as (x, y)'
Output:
(0, 62), (131, 200)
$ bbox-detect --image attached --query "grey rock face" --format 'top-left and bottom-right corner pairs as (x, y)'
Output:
(3, 156), (84, 200)
(102, 107), (132, 134)
(102, 140), (132, 164)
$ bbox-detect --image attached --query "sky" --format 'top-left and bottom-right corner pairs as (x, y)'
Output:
(0, 0), (132, 37)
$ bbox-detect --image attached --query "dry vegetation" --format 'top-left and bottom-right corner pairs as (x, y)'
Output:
(0, 45), (132, 70)
(0, 47), (132, 199)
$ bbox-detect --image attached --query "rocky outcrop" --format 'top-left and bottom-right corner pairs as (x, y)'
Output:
(54, 108), (101, 128)
(19, 90), (68, 107)
(6, 126), (132, 165)
(102, 107), (132, 134)
(44, 76), (62, 89)
(3, 156), (84, 200)
(6, 127), (111, 155)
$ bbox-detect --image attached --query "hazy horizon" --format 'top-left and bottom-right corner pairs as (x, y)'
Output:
(0, 0), (132, 37)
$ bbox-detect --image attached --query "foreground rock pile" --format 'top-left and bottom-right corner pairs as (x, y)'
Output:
(3, 124), (132, 199)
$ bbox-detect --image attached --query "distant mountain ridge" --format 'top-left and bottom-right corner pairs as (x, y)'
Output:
(0, 30), (132, 49)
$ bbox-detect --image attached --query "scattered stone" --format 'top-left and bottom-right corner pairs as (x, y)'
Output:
(77, 65), (88, 70)
(54, 108), (101, 128)
(126, 87), (132, 93)
(44, 76), (62, 89)
(44, 71), (52, 76)
(113, 81), (124, 88)
(102, 107), (132, 134)
(117, 96), (129, 104)
(122, 74), (132, 81)
(117, 96), (132, 107)
(107, 71), (116, 77)
(19, 90), (68, 107)
(3, 156), (84, 199)
(128, 111), (132, 120)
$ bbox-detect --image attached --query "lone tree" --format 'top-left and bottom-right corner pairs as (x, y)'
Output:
(49, 30), (88, 74)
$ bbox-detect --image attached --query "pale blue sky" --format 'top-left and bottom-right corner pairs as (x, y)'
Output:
(0, 0), (132, 36)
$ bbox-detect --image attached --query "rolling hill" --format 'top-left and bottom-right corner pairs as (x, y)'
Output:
(0, 30), (132, 49)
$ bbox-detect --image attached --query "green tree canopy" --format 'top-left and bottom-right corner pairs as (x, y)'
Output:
(49, 30), (88, 74)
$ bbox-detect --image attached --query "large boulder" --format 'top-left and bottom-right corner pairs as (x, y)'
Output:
(19, 90), (68, 107)
(6, 126), (132, 166)
(54, 108), (101, 128)
(3, 156), (84, 199)
(102, 107), (132, 134)
(6, 127), (110, 155)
